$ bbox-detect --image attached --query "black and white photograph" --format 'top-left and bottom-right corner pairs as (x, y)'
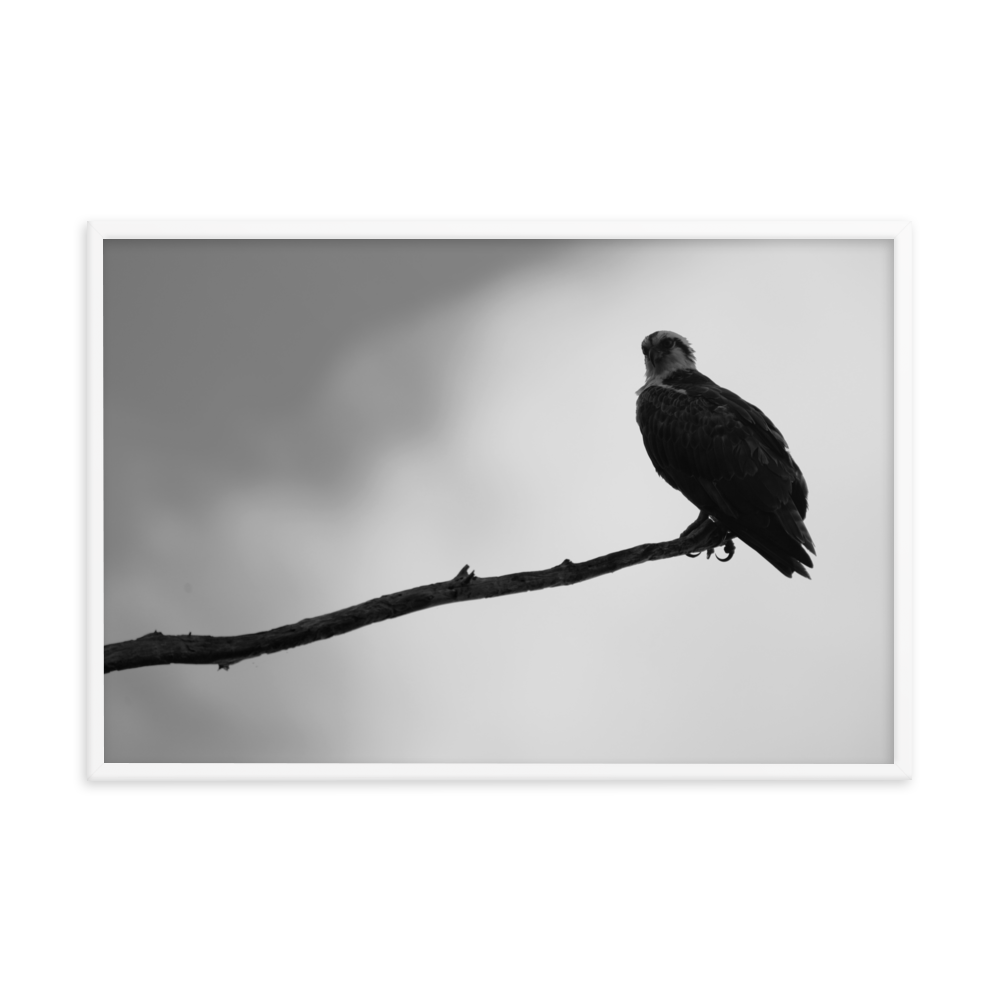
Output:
(97, 227), (902, 772)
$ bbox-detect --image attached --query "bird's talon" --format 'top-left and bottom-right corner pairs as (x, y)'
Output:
(715, 538), (736, 563)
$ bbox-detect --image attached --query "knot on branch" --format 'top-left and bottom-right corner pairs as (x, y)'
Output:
(449, 565), (477, 594)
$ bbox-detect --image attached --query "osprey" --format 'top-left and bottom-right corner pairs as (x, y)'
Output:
(636, 331), (815, 578)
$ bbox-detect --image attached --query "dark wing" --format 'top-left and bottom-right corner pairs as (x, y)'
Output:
(636, 377), (815, 578)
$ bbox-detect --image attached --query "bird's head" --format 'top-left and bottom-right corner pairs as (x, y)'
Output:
(641, 331), (697, 379)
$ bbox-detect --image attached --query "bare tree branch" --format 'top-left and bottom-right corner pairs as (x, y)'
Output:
(104, 517), (732, 674)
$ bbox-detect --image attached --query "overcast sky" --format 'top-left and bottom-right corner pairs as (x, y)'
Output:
(103, 238), (894, 763)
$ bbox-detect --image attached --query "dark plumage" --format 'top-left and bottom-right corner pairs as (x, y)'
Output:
(635, 331), (815, 578)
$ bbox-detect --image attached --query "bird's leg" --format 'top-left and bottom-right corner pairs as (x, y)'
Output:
(680, 510), (711, 539)
(682, 512), (729, 559)
(682, 511), (714, 556)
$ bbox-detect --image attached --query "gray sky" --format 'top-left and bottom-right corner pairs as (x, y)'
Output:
(104, 238), (893, 763)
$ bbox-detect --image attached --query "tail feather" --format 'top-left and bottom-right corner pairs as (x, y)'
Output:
(726, 506), (815, 579)
(738, 532), (812, 578)
(776, 504), (816, 556)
